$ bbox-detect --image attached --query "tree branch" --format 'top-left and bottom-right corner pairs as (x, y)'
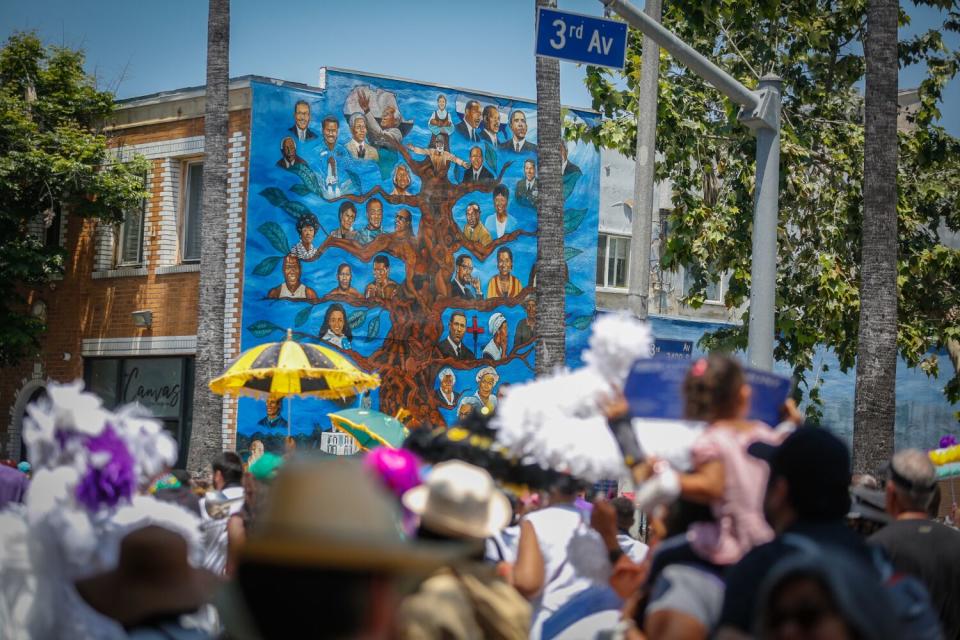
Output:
(435, 286), (535, 312)
(319, 232), (411, 264)
(313, 291), (383, 309)
(455, 229), (536, 262)
(416, 347), (534, 375)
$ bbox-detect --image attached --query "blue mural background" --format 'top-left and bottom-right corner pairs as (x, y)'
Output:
(237, 70), (600, 451)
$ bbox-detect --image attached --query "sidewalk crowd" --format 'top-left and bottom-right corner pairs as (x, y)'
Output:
(1, 347), (959, 640)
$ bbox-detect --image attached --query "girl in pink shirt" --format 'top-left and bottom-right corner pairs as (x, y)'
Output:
(622, 355), (796, 639)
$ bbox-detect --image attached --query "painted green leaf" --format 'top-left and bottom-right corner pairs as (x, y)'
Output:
(564, 246), (583, 261)
(248, 319), (282, 338)
(259, 187), (287, 207)
(289, 162), (322, 194)
(252, 255), (282, 276)
(568, 314), (594, 330)
(565, 281), (584, 296)
(281, 200), (311, 219)
(562, 171), (580, 200)
(294, 305), (312, 328)
(563, 209), (588, 235)
(483, 142), (498, 174)
(290, 184), (310, 196)
(258, 221), (289, 254)
(348, 309), (368, 330)
(367, 314), (381, 339)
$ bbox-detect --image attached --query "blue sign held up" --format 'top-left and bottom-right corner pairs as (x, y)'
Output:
(623, 359), (794, 427)
(535, 7), (628, 70)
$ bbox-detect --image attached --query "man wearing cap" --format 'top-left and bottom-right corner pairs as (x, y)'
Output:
(435, 367), (461, 409)
(482, 312), (509, 361)
(398, 460), (531, 639)
(870, 449), (960, 639)
(716, 428), (882, 639)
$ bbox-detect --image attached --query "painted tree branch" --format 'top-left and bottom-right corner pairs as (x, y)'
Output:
(416, 348), (535, 375)
(454, 229), (536, 262)
(435, 287), (535, 313)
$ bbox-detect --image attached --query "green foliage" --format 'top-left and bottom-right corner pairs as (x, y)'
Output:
(347, 309), (368, 330)
(294, 305), (312, 328)
(252, 255), (282, 276)
(563, 208), (588, 234)
(578, 0), (960, 415)
(0, 32), (149, 366)
(258, 221), (290, 254)
(367, 313), (381, 340)
(247, 319), (283, 338)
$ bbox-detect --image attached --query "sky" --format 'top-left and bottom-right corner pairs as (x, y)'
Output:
(1, 0), (957, 135)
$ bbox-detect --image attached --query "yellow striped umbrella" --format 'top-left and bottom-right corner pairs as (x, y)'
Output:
(209, 330), (380, 400)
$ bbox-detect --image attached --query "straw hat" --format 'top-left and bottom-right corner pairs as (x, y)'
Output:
(74, 525), (220, 628)
(241, 458), (460, 572)
(402, 460), (511, 540)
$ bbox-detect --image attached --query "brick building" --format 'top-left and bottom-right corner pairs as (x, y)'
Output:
(0, 77), (266, 465)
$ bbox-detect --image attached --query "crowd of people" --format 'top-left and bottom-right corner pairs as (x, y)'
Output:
(1, 351), (959, 640)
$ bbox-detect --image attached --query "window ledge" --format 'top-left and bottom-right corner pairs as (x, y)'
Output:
(92, 267), (148, 280)
(156, 264), (201, 275)
(596, 286), (630, 294)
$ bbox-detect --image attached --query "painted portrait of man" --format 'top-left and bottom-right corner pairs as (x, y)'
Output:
(461, 202), (492, 247)
(289, 100), (317, 142)
(267, 255), (318, 300)
(276, 136), (307, 169)
(364, 254), (400, 300)
(437, 311), (474, 360)
(455, 99), (482, 142)
(500, 109), (537, 153)
(461, 146), (494, 184)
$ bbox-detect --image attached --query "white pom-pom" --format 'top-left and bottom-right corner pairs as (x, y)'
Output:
(583, 313), (653, 385)
(26, 467), (79, 523)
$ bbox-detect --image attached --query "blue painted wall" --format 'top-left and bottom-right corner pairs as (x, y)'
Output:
(237, 71), (600, 450)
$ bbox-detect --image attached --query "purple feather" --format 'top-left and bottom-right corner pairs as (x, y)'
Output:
(75, 425), (136, 511)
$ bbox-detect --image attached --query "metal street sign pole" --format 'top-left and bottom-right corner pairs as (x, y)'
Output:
(601, 0), (782, 370)
(626, 0), (662, 321)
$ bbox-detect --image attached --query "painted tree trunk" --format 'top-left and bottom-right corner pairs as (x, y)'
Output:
(534, 0), (566, 374)
(187, 0), (230, 475)
(853, 0), (898, 475)
(301, 150), (535, 428)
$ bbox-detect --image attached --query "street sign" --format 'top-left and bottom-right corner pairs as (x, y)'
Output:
(653, 338), (694, 360)
(535, 7), (628, 70)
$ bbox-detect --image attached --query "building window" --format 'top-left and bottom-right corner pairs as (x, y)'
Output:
(84, 356), (194, 467)
(683, 266), (724, 303)
(181, 161), (204, 262)
(116, 188), (146, 267)
(596, 233), (630, 289)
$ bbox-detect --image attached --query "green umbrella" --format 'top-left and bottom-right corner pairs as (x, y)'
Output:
(328, 408), (409, 452)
